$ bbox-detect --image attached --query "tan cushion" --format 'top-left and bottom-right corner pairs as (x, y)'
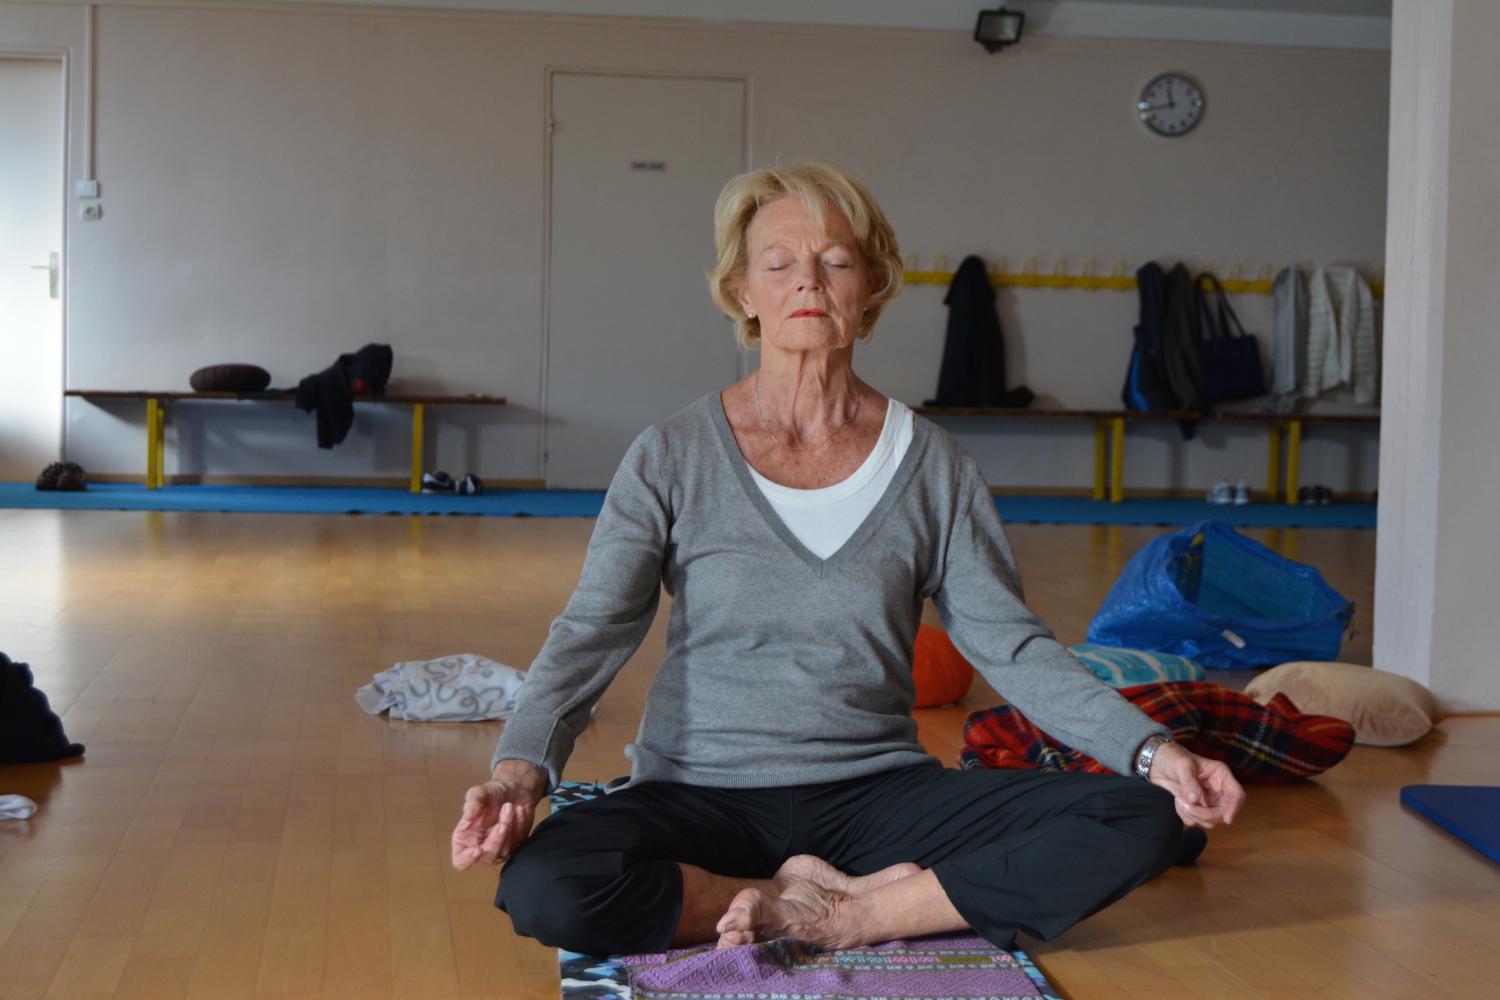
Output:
(1245, 661), (1438, 747)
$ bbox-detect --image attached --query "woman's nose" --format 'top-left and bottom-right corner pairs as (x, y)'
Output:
(795, 260), (824, 290)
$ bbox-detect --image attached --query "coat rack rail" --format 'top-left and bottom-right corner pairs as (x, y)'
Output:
(903, 258), (1384, 299)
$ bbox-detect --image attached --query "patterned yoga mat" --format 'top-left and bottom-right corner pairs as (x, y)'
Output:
(553, 781), (1063, 1000)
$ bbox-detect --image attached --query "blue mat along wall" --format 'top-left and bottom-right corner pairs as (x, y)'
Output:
(0, 483), (1376, 528)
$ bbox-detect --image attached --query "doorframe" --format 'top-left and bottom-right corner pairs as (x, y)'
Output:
(1, 47), (72, 464)
(537, 66), (752, 484)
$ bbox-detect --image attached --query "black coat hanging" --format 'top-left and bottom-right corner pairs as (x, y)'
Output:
(925, 256), (1033, 408)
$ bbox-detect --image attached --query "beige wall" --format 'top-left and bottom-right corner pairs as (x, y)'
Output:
(3, 2), (1389, 487)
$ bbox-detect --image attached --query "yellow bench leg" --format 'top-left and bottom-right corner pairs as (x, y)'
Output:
(1284, 419), (1303, 506)
(409, 403), (426, 493)
(1110, 417), (1126, 503)
(1093, 420), (1107, 501)
(155, 399), (166, 488)
(1266, 421), (1283, 504)
(145, 397), (161, 489)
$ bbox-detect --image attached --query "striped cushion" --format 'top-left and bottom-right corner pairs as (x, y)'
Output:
(1069, 643), (1206, 687)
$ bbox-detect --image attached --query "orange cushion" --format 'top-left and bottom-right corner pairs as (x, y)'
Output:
(913, 625), (975, 707)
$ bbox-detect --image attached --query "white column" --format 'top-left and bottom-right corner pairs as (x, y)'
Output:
(1375, 0), (1500, 711)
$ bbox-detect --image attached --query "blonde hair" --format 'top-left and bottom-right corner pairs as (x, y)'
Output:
(708, 161), (903, 349)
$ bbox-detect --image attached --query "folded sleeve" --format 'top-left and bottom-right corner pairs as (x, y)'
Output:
(931, 463), (1168, 776)
(490, 426), (671, 789)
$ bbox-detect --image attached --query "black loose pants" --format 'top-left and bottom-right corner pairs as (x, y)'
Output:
(496, 763), (1182, 955)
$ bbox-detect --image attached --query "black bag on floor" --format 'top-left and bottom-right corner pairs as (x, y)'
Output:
(1197, 273), (1268, 405)
(0, 652), (85, 763)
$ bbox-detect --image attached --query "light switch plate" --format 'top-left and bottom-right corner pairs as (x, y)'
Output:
(76, 179), (100, 199)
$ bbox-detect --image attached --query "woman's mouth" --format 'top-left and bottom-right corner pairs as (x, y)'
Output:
(790, 309), (828, 318)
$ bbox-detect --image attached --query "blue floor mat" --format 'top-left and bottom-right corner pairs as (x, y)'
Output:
(1, 483), (1374, 527)
(992, 495), (1375, 529)
(0, 482), (606, 517)
(1401, 785), (1500, 864)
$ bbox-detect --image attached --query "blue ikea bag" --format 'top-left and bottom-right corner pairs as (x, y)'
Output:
(1086, 521), (1353, 669)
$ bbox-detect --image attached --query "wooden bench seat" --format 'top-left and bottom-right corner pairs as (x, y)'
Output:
(66, 389), (508, 492)
(914, 406), (1380, 504)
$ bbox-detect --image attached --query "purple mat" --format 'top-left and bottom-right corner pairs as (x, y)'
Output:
(621, 933), (1050, 999)
(554, 781), (1063, 1000)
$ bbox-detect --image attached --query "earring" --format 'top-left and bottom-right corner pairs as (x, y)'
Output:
(746, 310), (757, 319)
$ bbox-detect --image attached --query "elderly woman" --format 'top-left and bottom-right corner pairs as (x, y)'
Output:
(451, 161), (1244, 956)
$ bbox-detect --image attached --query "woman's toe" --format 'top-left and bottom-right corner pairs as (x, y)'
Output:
(715, 888), (763, 938)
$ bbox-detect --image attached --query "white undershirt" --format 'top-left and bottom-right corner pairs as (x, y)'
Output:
(748, 398), (915, 560)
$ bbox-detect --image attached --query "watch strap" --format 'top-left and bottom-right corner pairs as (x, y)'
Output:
(1135, 733), (1172, 780)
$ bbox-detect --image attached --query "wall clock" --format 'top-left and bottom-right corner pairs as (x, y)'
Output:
(1138, 72), (1204, 137)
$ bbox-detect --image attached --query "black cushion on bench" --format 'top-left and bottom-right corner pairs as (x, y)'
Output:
(190, 363), (272, 393)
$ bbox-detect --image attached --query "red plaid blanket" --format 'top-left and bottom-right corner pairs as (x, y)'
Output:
(959, 682), (1354, 784)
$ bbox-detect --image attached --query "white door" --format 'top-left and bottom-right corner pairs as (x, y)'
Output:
(0, 57), (64, 481)
(545, 72), (746, 489)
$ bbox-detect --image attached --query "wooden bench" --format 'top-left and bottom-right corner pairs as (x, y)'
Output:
(66, 390), (507, 493)
(914, 406), (1380, 504)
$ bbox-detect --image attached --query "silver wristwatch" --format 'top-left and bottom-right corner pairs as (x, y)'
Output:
(1134, 734), (1172, 779)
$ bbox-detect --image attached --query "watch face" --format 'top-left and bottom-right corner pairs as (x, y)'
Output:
(1138, 73), (1204, 137)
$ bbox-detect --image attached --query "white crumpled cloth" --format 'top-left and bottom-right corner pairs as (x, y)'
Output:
(0, 794), (38, 821)
(355, 653), (526, 722)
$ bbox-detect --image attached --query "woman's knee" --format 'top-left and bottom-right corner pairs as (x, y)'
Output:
(494, 843), (681, 953)
(1115, 783), (1184, 877)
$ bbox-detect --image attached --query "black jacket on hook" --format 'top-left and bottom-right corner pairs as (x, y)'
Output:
(925, 255), (1034, 409)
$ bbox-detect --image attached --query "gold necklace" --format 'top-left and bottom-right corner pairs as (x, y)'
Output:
(753, 367), (862, 452)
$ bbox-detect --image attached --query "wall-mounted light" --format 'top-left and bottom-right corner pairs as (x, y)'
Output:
(974, 6), (1025, 53)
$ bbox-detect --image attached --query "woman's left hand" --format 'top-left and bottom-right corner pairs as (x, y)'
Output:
(1147, 742), (1246, 829)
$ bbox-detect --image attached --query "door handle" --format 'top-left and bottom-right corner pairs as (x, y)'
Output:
(28, 252), (59, 299)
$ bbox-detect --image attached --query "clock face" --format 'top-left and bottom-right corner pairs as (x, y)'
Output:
(1138, 73), (1204, 137)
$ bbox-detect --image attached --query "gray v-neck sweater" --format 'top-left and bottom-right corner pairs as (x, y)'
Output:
(493, 392), (1166, 789)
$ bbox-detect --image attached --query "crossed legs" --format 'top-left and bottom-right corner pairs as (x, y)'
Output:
(497, 765), (1182, 955)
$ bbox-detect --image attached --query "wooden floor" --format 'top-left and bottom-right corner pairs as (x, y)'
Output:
(0, 509), (1495, 999)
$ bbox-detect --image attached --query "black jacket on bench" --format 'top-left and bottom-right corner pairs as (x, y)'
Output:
(295, 343), (394, 448)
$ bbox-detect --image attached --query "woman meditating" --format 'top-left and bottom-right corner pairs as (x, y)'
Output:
(451, 161), (1244, 956)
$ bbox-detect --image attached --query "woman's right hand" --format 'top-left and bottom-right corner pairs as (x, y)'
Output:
(451, 759), (549, 871)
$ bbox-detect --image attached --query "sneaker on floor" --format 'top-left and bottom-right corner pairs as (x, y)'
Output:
(1232, 480), (1251, 506)
(421, 470), (454, 493)
(1207, 480), (1233, 505)
(55, 462), (87, 491)
(1316, 485), (1335, 505)
(34, 462), (65, 491)
(1297, 485), (1317, 505)
(456, 473), (484, 496)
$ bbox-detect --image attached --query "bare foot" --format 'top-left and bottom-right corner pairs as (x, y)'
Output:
(774, 854), (922, 897)
(714, 879), (865, 951)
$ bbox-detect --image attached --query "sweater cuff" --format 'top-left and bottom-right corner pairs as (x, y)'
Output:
(490, 712), (566, 792)
(1093, 716), (1173, 778)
